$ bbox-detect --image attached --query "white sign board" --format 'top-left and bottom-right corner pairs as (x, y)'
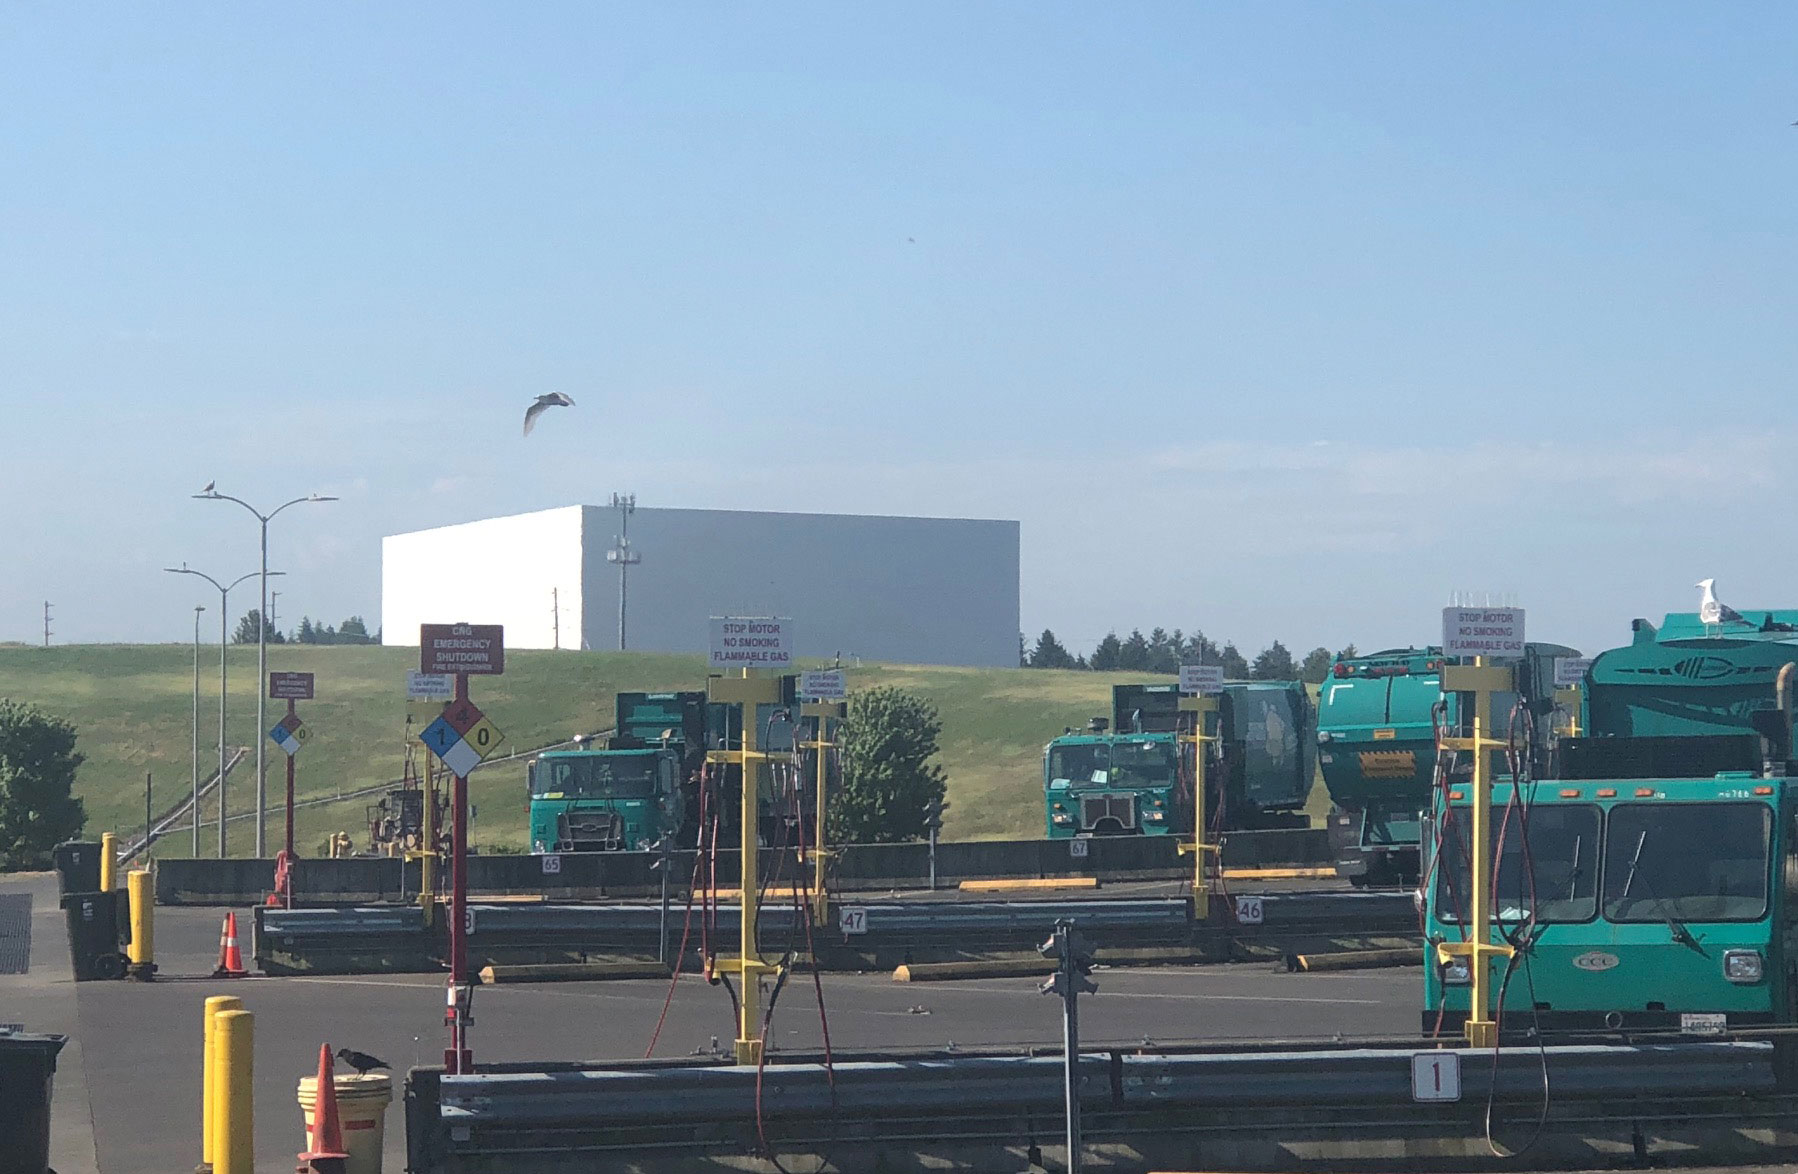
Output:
(709, 616), (793, 669)
(1441, 608), (1526, 658)
(1234, 895), (1265, 925)
(839, 907), (868, 935)
(1069, 837), (1090, 859)
(1411, 1051), (1462, 1102)
(1554, 657), (1592, 688)
(1178, 664), (1225, 696)
(540, 853), (562, 875)
(408, 671), (455, 701)
(799, 670), (847, 701)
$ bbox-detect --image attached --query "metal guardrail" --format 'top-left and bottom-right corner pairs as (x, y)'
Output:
(410, 1041), (1783, 1173)
(258, 891), (1416, 974)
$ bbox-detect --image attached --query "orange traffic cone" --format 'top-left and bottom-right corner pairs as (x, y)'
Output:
(212, 911), (247, 978)
(297, 1043), (349, 1172)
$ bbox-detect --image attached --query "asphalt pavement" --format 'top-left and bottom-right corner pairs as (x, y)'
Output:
(16, 882), (1761, 1174)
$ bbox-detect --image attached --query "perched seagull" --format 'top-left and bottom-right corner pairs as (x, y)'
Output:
(1698, 578), (1745, 626)
(522, 392), (575, 437)
(200, 480), (215, 494)
(335, 1047), (390, 1075)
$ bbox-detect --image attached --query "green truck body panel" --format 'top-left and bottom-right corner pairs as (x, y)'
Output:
(1320, 644), (1573, 880)
(1043, 681), (1313, 839)
(1421, 611), (1798, 1032)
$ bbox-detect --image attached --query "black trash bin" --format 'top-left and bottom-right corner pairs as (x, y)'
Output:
(60, 892), (124, 981)
(0, 1031), (67, 1174)
(50, 842), (100, 896)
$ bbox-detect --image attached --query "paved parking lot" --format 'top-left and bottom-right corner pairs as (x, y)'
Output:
(8, 874), (1423, 1173)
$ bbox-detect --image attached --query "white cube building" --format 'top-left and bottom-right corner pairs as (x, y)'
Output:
(382, 505), (1021, 667)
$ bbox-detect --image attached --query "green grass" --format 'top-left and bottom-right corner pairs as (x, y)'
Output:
(0, 645), (1165, 856)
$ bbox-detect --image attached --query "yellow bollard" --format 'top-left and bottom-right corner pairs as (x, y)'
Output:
(213, 1009), (254, 1174)
(126, 870), (155, 979)
(100, 831), (117, 892)
(202, 995), (244, 1169)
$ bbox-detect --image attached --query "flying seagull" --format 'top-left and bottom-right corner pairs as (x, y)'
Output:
(335, 1047), (390, 1075)
(1697, 578), (1744, 626)
(523, 392), (575, 437)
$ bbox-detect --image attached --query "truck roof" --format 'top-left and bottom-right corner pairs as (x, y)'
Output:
(1652, 610), (1798, 643)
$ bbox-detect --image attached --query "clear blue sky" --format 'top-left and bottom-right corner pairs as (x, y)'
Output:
(3, 4), (1795, 657)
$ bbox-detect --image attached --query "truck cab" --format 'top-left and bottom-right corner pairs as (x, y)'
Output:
(529, 747), (682, 852)
(1044, 727), (1183, 838)
(1421, 610), (1798, 1037)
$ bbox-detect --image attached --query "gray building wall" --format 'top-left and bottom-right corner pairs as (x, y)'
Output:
(580, 506), (1019, 668)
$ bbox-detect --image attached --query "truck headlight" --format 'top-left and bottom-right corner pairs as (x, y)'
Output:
(533, 840), (546, 853)
(1052, 813), (1074, 826)
(1143, 810), (1165, 822)
(1440, 957), (1471, 986)
(1724, 950), (1764, 984)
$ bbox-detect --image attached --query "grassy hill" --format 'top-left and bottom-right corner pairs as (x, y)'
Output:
(0, 644), (1174, 856)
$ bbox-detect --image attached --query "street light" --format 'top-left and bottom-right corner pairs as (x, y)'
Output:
(191, 604), (204, 857)
(195, 486), (336, 857)
(165, 565), (283, 858)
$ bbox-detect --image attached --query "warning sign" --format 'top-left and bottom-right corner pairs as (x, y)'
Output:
(708, 617), (792, 669)
(1441, 608), (1526, 658)
(420, 623), (505, 675)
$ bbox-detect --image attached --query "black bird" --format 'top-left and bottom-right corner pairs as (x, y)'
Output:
(336, 1048), (390, 1075)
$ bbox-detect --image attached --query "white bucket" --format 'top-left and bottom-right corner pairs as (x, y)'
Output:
(298, 1072), (392, 1174)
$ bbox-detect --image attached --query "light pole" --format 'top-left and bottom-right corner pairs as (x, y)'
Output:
(165, 565), (282, 857)
(191, 604), (204, 856)
(195, 486), (336, 857)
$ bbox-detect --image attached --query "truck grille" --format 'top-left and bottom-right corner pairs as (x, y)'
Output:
(557, 810), (623, 851)
(1079, 793), (1137, 831)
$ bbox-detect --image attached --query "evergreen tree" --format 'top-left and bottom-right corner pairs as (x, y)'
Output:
(1300, 646), (1334, 684)
(1119, 629), (1152, 671)
(1089, 632), (1124, 671)
(1251, 640), (1298, 680)
(1147, 628), (1180, 674)
(338, 616), (373, 645)
(1337, 643), (1359, 661)
(297, 617), (316, 644)
(1219, 643), (1250, 679)
(1028, 630), (1078, 670)
(1181, 630), (1221, 666)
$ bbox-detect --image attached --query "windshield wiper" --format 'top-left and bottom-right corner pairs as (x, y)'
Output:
(1617, 828), (1708, 957)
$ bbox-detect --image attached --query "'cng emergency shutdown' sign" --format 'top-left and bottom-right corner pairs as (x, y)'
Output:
(709, 616), (792, 669)
(420, 623), (505, 675)
(1441, 608), (1526, 657)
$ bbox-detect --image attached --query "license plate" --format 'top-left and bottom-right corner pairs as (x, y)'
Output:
(1680, 1012), (1727, 1037)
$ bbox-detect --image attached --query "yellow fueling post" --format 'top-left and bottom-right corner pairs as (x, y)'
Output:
(1176, 694), (1220, 918)
(213, 1007), (255, 1174)
(126, 869), (155, 980)
(1556, 685), (1583, 738)
(202, 995), (244, 1170)
(100, 831), (117, 892)
(1435, 658), (1517, 1049)
(799, 698), (845, 927)
(706, 671), (789, 1064)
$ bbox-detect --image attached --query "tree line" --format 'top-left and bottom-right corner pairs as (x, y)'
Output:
(1024, 628), (1358, 685)
(232, 609), (379, 645)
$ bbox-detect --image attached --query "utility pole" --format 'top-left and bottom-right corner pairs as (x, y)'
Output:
(193, 605), (204, 856)
(551, 587), (560, 651)
(144, 772), (153, 859)
(42, 601), (51, 647)
(1040, 919), (1098, 1174)
(604, 492), (640, 651)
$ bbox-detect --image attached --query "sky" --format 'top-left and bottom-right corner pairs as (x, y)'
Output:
(3, 4), (1796, 658)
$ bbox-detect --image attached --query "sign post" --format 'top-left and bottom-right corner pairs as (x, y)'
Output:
(1435, 607), (1523, 1048)
(267, 672), (314, 909)
(418, 623), (506, 1074)
(1176, 665), (1225, 917)
(799, 669), (847, 927)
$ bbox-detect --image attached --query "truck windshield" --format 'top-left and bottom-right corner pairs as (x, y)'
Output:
(532, 756), (658, 800)
(1435, 804), (1600, 924)
(1048, 741), (1174, 788)
(1602, 802), (1770, 923)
